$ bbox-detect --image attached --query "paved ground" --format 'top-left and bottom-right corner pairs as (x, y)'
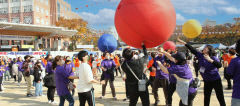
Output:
(0, 68), (232, 106)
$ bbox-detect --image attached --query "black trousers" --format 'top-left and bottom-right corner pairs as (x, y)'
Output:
(149, 76), (155, 89)
(193, 65), (199, 77)
(78, 89), (94, 106)
(153, 78), (169, 104)
(0, 76), (3, 91)
(125, 80), (130, 99)
(13, 75), (17, 82)
(179, 92), (197, 106)
(128, 84), (150, 106)
(102, 78), (116, 97)
(167, 82), (176, 105)
(115, 67), (121, 76)
(47, 86), (56, 102)
(204, 79), (226, 106)
(224, 68), (232, 88)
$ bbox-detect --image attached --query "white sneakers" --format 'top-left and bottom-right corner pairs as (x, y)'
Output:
(51, 101), (58, 105)
(48, 101), (58, 105)
(48, 100), (52, 104)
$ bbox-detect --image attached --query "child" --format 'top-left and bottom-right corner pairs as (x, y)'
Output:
(33, 61), (43, 97)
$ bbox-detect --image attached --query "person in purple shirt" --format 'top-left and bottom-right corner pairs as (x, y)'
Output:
(64, 56), (75, 96)
(100, 52), (117, 100)
(16, 57), (24, 86)
(53, 56), (78, 106)
(156, 49), (198, 106)
(0, 63), (5, 92)
(227, 39), (240, 106)
(178, 37), (226, 106)
(152, 47), (169, 106)
(166, 50), (178, 106)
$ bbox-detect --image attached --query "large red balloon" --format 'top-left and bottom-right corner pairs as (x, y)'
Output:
(115, 0), (176, 48)
(163, 41), (176, 51)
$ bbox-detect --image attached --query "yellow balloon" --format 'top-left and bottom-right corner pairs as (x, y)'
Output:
(182, 19), (202, 38)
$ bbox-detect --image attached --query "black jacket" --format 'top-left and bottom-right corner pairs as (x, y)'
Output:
(33, 66), (42, 82)
(121, 45), (149, 85)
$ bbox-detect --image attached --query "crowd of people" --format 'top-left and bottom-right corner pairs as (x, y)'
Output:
(0, 39), (239, 106)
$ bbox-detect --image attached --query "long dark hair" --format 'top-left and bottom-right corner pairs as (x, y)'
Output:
(45, 54), (52, 62)
(52, 56), (61, 70)
(34, 61), (41, 70)
(205, 45), (216, 57)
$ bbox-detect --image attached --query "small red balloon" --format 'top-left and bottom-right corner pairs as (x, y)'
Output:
(115, 0), (176, 48)
(163, 41), (176, 51)
(85, 5), (88, 7)
(75, 8), (79, 10)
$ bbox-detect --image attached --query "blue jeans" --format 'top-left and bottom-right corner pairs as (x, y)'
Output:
(232, 98), (240, 106)
(59, 94), (74, 106)
(4, 70), (10, 81)
(35, 81), (43, 96)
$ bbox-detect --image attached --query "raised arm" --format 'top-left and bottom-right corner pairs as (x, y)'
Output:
(177, 37), (198, 55)
(159, 48), (176, 63)
(156, 61), (169, 74)
(140, 43), (149, 64)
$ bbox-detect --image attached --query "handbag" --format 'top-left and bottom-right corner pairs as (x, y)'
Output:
(67, 81), (76, 91)
(126, 63), (146, 92)
(190, 78), (201, 88)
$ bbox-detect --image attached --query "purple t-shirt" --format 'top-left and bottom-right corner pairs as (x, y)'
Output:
(46, 62), (54, 74)
(154, 56), (169, 79)
(16, 61), (24, 72)
(65, 62), (74, 74)
(227, 57), (240, 99)
(101, 59), (116, 78)
(0, 65), (4, 76)
(55, 65), (74, 96)
(195, 52), (221, 81)
(168, 64), (197, 94)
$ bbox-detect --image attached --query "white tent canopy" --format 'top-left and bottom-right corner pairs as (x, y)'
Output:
(229, 44), (236, 49)
(197, 43), (227, 50)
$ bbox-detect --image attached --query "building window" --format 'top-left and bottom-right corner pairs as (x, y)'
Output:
(40, 0), (43, 3)
(42, 38), (46, 48)
(47, 39), (50, 48)
(36, 6), (39, 12)
(12, 40), (20, 45)
(57, 2), (60, 19)
(0, 18), (8, 22)
(11, 0), (19, 2)
(41, 19), (44, 24)
(12, 7), (20, 13)
(24, 40), (33, 45)
(24, 5), (32, 12)
(0, 8), (8, 14)
(11, 17), (20, 23)
(24, 16), (32, 24)
(36, 17), (40, 23)
(0, 0), (7, 3)
(0, 40), (9, 45)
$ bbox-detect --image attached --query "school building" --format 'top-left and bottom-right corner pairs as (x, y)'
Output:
(0, 0), (80, 51)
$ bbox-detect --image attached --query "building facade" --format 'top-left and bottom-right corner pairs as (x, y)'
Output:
(0, 0), (80, 51)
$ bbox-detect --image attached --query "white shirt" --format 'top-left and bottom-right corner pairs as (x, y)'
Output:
(77, 63), (94, 93)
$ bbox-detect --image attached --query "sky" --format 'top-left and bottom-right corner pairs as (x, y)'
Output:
(66, 0), (240, 30)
